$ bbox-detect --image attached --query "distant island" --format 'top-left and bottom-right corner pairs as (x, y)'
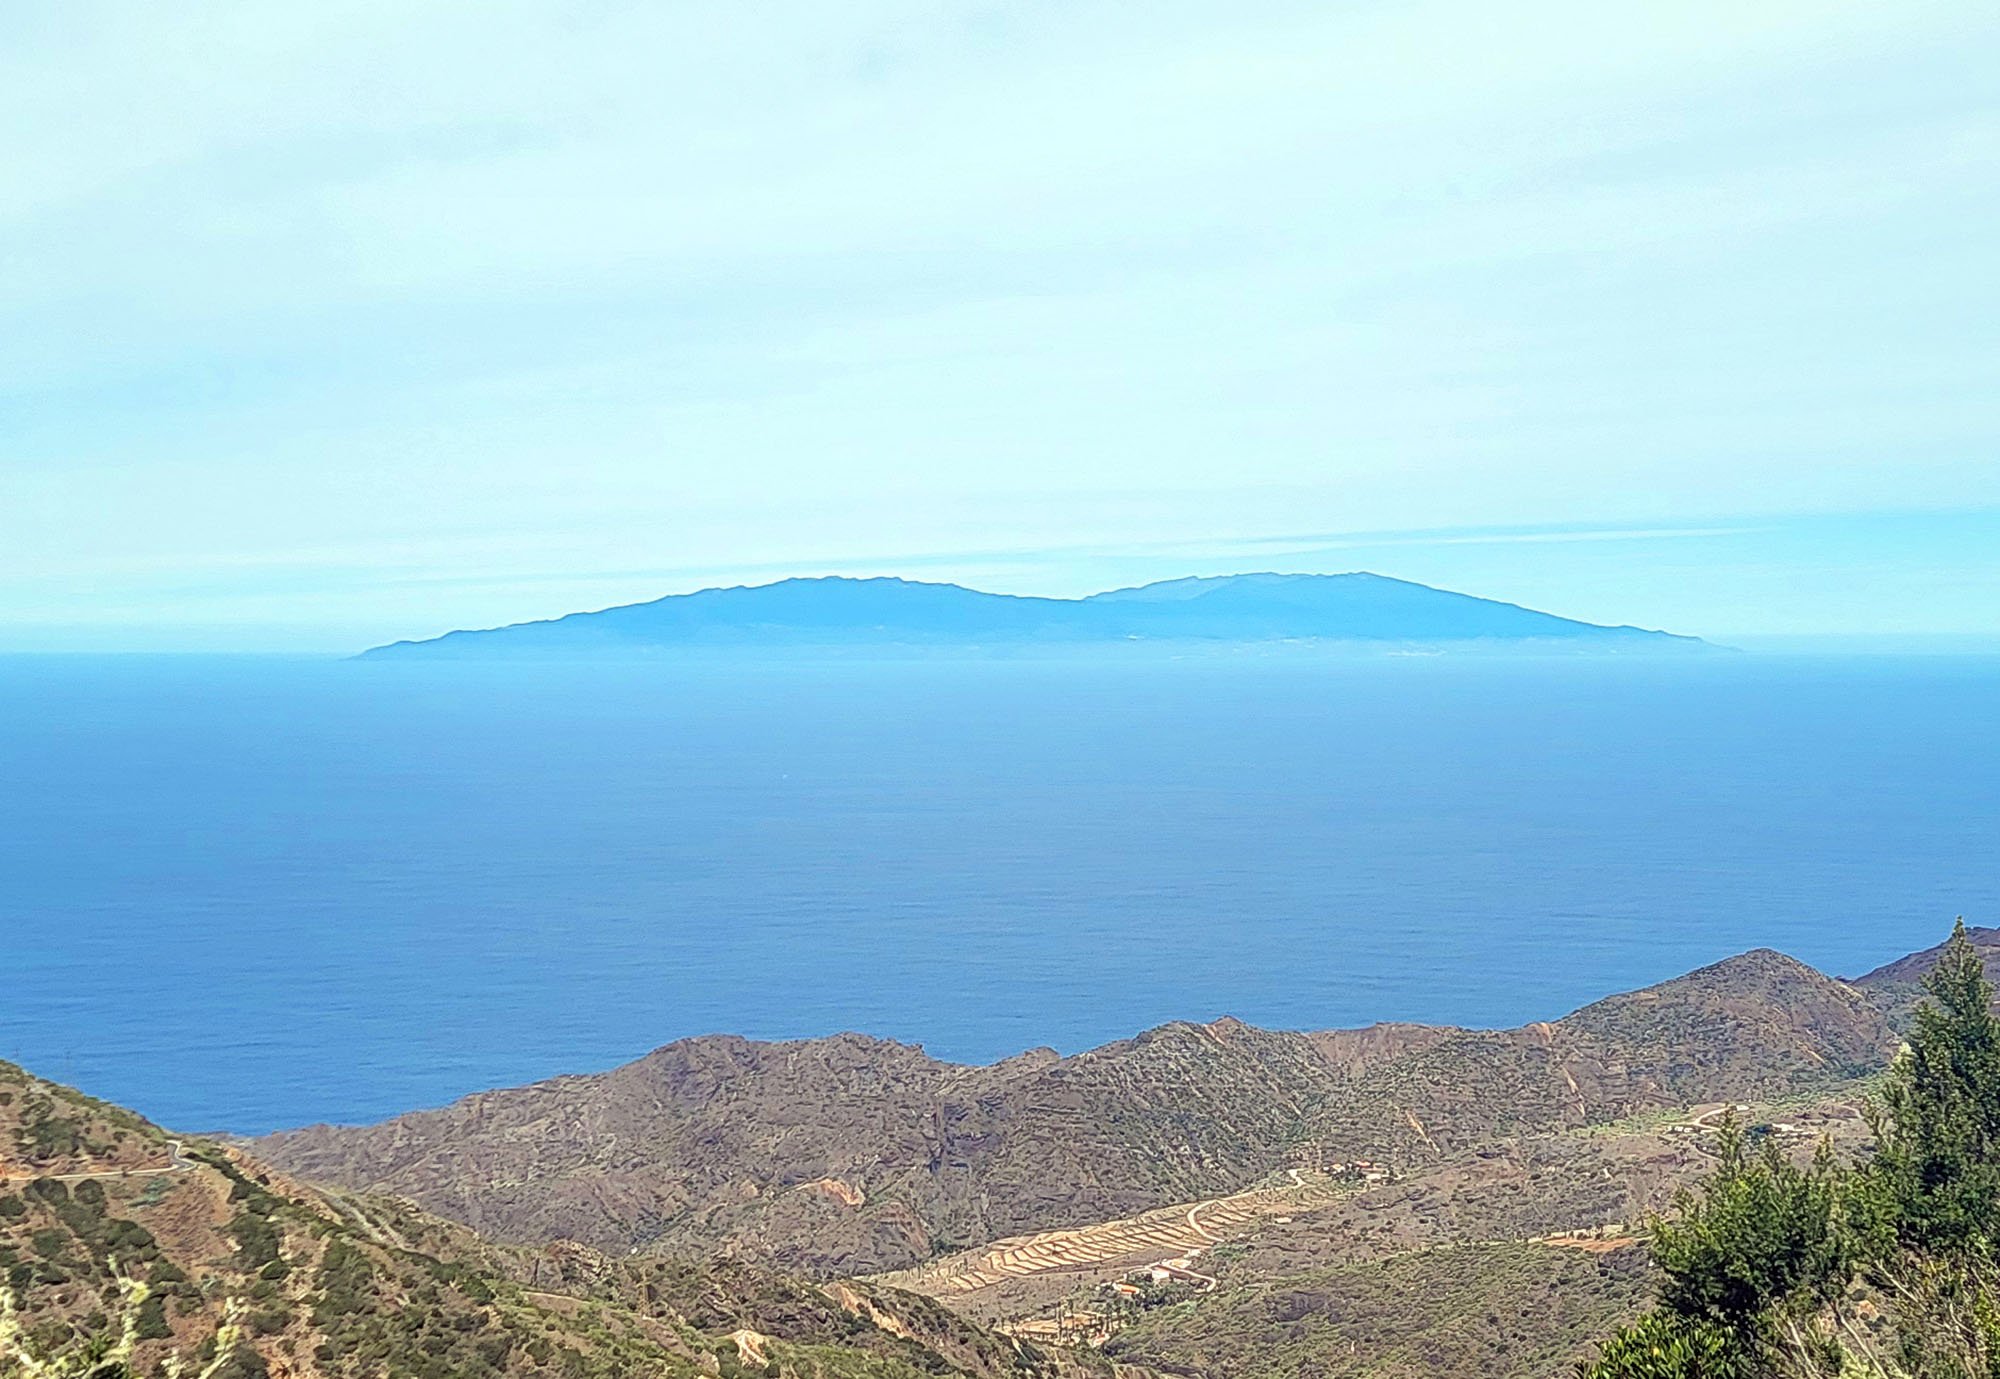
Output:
(360, 572), (1706, 658)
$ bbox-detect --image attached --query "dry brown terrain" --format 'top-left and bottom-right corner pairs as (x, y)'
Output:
(872, 1169), (1352, 1298)
(18, 926), (1985, 1379)
(880, 1090), (1877, 1377)
(258, 947), (1901, 1276)
(0, 1060), (1120, 1379)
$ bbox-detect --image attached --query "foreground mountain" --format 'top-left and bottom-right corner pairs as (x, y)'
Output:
(257, 950), (1894, 1278)
(360, 573), (1703, 658)
(16, 931), (1972, 1379)
(0, 1060), (1116, 1379)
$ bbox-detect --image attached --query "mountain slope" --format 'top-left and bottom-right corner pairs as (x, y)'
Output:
(1306, 949), (1891, 1163)
(360, 573), (1701, 658)
(1103, 1240), (1653, 1379)
(1849, 922), (2000, 1029)
(0, 1059), (1111, 1379)
(256, 949), (1894, 1277)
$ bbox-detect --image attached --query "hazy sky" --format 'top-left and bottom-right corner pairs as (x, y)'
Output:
(5, 0), (1998, 650)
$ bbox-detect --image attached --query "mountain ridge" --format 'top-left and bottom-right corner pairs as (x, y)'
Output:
(1845, 922), (2000, 1028)
(0, 1058), (1114, 1379)
(13, 929), (1983, 1379)
(360, 572), (1705, 659)
(255, 942), (1902, 1277)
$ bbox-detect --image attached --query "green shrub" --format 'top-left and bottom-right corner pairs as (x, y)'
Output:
(1575, 1309), (1757, 1377)
(136, 1291), (173, 1340)
(227, 1209), (283, 1271)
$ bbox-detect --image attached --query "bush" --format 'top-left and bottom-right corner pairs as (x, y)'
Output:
(136, 1291), (173, 1340)
(227, 1209), (283, 1272)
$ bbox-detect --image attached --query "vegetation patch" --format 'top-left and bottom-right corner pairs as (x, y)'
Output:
(1580, 922), (2000, 1378)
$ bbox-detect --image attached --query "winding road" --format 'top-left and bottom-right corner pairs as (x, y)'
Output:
(0, 1139), (194, 1185)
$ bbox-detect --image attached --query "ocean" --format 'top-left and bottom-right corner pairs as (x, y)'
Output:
(3, 651), (1996, 1133)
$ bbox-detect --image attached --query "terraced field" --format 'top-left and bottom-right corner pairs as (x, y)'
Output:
(874, 1170), (1353, 1296)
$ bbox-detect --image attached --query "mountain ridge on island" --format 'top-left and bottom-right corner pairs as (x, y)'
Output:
(12, 926), (1995, 1379)
(359, 571), (1707, 659)
(253, 932), (1998, 1279)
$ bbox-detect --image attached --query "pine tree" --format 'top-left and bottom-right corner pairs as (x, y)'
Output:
(1844, 919), (2000, 1377)
(1578, 920), (2000, 1378)
(1650, 1118), (1851, 1335)
(1868, 919), (2000, 1256)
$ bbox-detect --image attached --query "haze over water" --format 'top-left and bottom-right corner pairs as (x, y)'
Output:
(5, 651), (1996, 1133)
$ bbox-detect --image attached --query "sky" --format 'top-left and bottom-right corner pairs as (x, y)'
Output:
(3, 0), (1998, 651)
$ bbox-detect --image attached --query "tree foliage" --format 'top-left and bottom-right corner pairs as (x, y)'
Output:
(1651, 1122), (1850, 1333)
(1867, 919), (2000, 1257)
(1581, 919), (2000, 1379)
(1579, 1311), (1748, 1379)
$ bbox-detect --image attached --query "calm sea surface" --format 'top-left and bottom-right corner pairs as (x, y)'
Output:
(3, 652), (1996, 1133)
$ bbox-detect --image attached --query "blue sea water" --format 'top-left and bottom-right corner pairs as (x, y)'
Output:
(2, 651), (1996, 1134)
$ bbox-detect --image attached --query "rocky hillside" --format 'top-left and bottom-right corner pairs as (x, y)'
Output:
(1850, 922), (2000, 1028)
(257, 948), (1898, 1276)
(0, 1059), (1115, 1379)
(1307, 949), (1892, 1162)
(1103, 1240), (1652, 1379)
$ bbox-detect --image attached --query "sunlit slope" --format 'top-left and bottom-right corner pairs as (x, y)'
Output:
(258, 949), (1891, 1276)
(0, 1060), (1114, 1379)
